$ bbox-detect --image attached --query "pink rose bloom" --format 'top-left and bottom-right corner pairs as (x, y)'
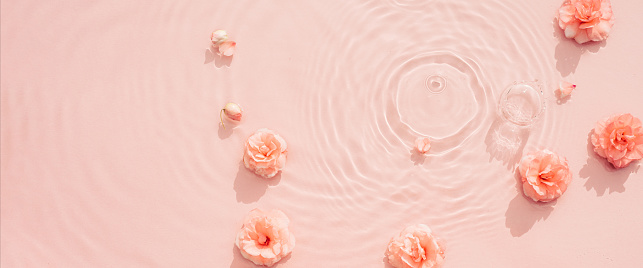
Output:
(591, 113), (643, 168)
(519, 150), (572, 202)
(558, 0), (614, 44)
(414, 137), (431, 154)
(243, 129), (287, 179)
(235, 209), (295, 267)
(386, 224), (445, 268)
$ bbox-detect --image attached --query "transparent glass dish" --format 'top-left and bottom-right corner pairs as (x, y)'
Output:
(498, 80), (545, 127)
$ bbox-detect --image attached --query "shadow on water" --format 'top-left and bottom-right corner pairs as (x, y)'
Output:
(579, 129), (639, 196)
(229, 245), (252, 268)
(218, 123), (234, 139)
(485, 118), (530, 169)
(504, 171), (555, 237)
(205, 46), (233, 68)
(551, 18), (606, 77)
(409, 148), (428, 166)
(233, 162), (282, 204)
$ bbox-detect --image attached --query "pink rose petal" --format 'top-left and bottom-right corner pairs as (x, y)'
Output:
(219, 40), (236, 57)
(557, 81), (576, 98)
(414, 137), (431, 154)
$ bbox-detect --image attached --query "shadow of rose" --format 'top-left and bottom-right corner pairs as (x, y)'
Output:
(504, 170), (555, 237)
(551, 18), (606, 77)
(205, 46), (233, 68)
(484, 118), (529, 169)
(218, 123), (234, 139)
(233, 161), (282, 203)
(382, 256), (394, 268)
(229, 245), (254, 268)
(579, 129), (640, 196)
(409, 148), (427, 165)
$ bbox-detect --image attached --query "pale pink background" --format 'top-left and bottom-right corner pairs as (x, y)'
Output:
(2, 0), (643, 267)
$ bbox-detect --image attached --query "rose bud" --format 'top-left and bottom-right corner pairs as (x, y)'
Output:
(220, 102), (243, 129)
(210, 30), (229, 46)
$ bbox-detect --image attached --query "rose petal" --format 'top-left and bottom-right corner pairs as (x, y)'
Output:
(557, 81), (576, 98)
(219, 40), (236, 56)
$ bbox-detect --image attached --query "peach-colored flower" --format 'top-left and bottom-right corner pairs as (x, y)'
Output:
(558, 0), (614, 44)
(219, 40), (236, 57)
(556, 81), (576, 98)
(211, 30), (229, 46)
(591, 113), (643, 168)
(386, 224), (445, 268)
(519, 150), (572, 202)
(235, 209), (295, 267)
(414, 137), (431, 154)
(244, 129), (287, 179)
(220, 102), (243, 129)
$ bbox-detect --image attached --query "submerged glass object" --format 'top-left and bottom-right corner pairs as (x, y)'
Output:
(498, 80), (545, 127)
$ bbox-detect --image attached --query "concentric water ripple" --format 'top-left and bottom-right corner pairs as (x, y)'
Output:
(294, 1), (560, 265)
(391, 51), (490, 153)
(2, 0), (572, 267)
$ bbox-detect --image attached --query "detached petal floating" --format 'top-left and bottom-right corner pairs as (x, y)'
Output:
(235, 209), (295, 267)
(591, 113), (643, 168)
(415, 137), (431, 154)
(243, 129), (288, 179)
(218, 40), (236, 57)
(210, 29), (236, 56)
(556, 81), (576, 99)
(519, 150), (572, 202)
(557, 0), (614, 44)
(386, 224), (445, 268)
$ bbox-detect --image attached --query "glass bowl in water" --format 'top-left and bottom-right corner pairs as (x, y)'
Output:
(498, 80), (545, 127)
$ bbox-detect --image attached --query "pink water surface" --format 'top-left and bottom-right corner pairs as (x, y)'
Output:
(2, 0), (643, 267)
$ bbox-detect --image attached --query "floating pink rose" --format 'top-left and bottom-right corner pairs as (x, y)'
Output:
(591, 113), (643, 168)
(386, 224), (445, 268)
(220, 102), (243, 129)
(519, 150), (572, 202)
(556, 81), (576, 99)
(558, 0), (614, 44)
(414, 137), (431, 154)
(235, 209), (295, 267)
(243, 129), (287, 179)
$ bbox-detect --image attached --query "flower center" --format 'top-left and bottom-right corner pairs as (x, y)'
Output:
(574, 0), (601, 22)
(407, 238), (426, 262)
(615, 129), (630, 144)
(258, 234), (271, 246)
